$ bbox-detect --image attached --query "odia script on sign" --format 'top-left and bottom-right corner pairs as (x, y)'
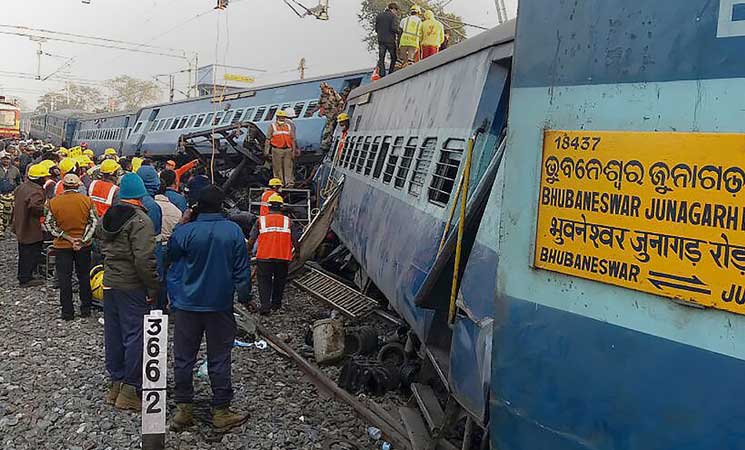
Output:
(535, 130), (745, 314)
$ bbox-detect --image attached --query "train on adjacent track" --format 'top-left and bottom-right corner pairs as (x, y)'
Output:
(0, 97), (21, 140)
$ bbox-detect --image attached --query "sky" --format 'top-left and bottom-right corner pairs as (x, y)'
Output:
(0, 0), (518, 110)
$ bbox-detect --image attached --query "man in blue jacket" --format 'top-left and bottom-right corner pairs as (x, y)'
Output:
(167, 185), (251, 432)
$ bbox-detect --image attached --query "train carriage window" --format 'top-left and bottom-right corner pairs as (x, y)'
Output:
(429, 138), (466, 206)
(212, 112), (224, 126)
(204, 113), (214, 127)
(349, 136), (363, 170)
(156, 120), (166, 131)
(147, 121), (158, 132)
(356, 136), (371, 173)
(384, 137), (404, 184)
(394, 137), (418, 190)
(221, 111), (234, 125)
(133, 122), (143, 134)
(304, 101), (319, 118)
(170, 117), (181, 130)
(231, 110), (244, 124)
(366, 137), (381, 176)
(243, 108), (254, 122)
(373, 136), (391, 180)
(342, 136), (356, 168)
(178, 116), (189, 129)
(409, 137), (437, 197)
(281, 103), (291, 116)
(187, 115), (198, 128)
(265, 105), (280, 122)
(194, 114), (206, 128)
(254, 107), (266, 122)
(293, 102), (305, 118)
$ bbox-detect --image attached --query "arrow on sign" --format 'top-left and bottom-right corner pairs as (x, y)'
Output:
(648, 271), (711, 295)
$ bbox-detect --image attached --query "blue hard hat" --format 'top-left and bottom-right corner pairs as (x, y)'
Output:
(119, 173), (148, 200)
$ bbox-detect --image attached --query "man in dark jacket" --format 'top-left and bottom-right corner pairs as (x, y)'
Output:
(375, 2), (400, 77)
(0, 153), (22, 238)
(12, 163), (49, 287)
(96, 173), (160, 412)
(167, 185), (251, 432)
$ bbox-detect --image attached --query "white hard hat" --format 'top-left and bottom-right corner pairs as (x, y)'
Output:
(282, 107), (296, 119)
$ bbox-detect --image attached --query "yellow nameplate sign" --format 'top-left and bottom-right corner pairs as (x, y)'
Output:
(535, 130), (745, 314)
(224, 73), (255, 83)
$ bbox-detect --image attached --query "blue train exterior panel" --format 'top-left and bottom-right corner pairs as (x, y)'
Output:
(493, 0), (745, 448)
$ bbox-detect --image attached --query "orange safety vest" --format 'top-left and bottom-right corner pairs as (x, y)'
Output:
(259, 189), (278, 217)
(88, 180), (119, 218)
(270, 122), (294, 149)
(54, 180), (65, 197)
(336, 130), (348, 160)
(256, 213), (293, 261)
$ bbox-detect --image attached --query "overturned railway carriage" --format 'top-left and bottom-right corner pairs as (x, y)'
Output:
(328, 1), (745, 448)
(328, 22), (514, 427)
(29, 110), (85, 147)
(73, 110), (138, 155)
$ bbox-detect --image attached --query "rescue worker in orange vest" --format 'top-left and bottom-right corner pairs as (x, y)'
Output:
(248, 195), (300, 315)
(88, 159), (121, 218)
(264, 110), (297, 186)
(335, 113), (351, 161)
(260, 178), (283, 217)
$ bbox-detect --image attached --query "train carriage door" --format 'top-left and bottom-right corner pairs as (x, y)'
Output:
(134, 108), (160, 152)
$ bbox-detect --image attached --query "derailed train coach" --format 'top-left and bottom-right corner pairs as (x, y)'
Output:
(326, 0), (745, 448)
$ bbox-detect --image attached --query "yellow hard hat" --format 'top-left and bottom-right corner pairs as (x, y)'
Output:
(76, 155), (94, 167)
(69, 147), (82, 158)
(100, 159), (121, 175)
(27, 163), (51, 179)
(275, 109), (288, 118)
(104, 148), (117, 156)
(131, 157), (144, 173)
(83, 149), (94, 158)
(337, 112), (350, 122)
(410, 4), (421, 13)
(269, 178), (283, 187)
(90, 265), (105, 302)
(57, 149), (69, 157)
(58, 157), (77, 175)
(38, 160), (57, 171)
(268, 194), (284, 205)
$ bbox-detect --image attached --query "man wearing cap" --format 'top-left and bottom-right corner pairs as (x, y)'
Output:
(46, 174), (98, 320)
(0, 152), (21, 237)
(12, 164), (49, 287)
(96, 173), (160, 411)
(89, 159), (121, 218)
(167, 185), (251, 432)
(248, 194), (300, 315)
(264, 110), (297, 186)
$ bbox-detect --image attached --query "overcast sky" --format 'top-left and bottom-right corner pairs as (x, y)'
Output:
(1, 0), (517, 109)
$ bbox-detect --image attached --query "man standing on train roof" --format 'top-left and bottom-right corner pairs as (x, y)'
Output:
(96, 173), (160, 412)
(260, 178), (283, 217)
(375, 2), (400, 78)
(13, 163), (49, 288)
(399, 5), (423, 68)
(248, 194), (300, 315)
(46, 173), (97, 321)
(160, 169), (188, 213)
(420, 10), (445, 59)
(89, 159), (121, 218)
(0, 152), (21, 238)
(264, 109), (297, 187)
(167, 185), (251, 432)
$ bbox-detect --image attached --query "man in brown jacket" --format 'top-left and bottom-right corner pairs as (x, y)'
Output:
(46, 173), (98, 320)
(12, 163), (49, 287)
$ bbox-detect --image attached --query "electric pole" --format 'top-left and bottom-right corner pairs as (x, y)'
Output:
(298, 58), (306, 80)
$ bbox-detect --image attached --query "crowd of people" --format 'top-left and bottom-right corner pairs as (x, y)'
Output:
(0, 137), (300, 431)
(374, 2), (449, 78)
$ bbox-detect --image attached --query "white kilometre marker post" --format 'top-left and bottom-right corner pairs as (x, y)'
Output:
(142, 310), (168, 450)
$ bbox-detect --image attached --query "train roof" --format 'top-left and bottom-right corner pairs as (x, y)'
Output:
(77, 110), (138, 121)
(348, 20), (516, 103)
(139, 67), (372, 110)
(39, 109), (90, 119)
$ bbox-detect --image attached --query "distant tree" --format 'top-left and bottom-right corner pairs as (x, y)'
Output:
(35, 83), (103, 112)
(106, 76), (162, 111)
(358, 0), (467, 52)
